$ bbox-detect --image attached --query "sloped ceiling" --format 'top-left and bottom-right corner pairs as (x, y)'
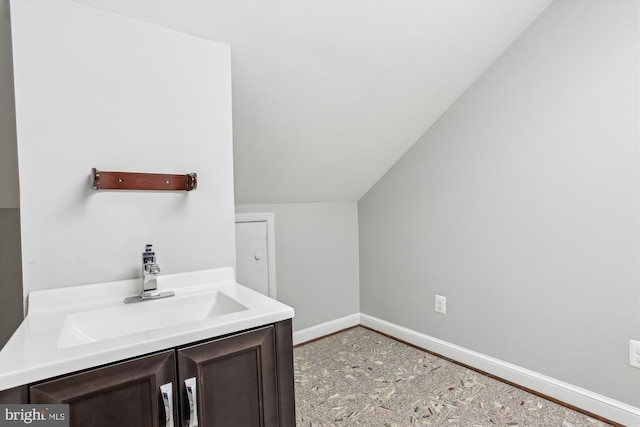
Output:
(75, 0), (552, 204)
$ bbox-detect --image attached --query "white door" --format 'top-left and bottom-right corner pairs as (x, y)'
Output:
(235, 220), (270, 296)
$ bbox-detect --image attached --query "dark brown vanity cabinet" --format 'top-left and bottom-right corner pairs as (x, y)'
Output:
(178, 325), (288, 427)
(30, 350), (177, 427)
(13, 319), (295, 427)
(0, 385), (28, 403)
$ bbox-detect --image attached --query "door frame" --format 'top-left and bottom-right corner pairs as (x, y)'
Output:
(235, 212), (277, 299)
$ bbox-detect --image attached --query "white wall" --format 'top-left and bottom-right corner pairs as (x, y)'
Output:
(10, 0), (236, 301)
(236, 203), (360, 332)
(358, 0), (639, 408)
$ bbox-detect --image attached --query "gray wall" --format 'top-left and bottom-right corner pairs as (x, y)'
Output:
(236, 203), (360, 332)
(0, 210), (22, 349)
(0, 0), (23, 349)
(0, 0), (18, 210)
(358, 0), (639, 407)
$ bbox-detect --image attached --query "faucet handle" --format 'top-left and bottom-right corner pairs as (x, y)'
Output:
(143, 244), (156, 263)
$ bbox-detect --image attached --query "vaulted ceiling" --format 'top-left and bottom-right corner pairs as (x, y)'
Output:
(75, 0), (552, 204)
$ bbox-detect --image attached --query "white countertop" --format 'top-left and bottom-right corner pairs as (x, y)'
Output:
(0, 267), (294, 391)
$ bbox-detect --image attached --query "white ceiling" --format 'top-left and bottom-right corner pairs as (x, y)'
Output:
(75, 0), (553, 204)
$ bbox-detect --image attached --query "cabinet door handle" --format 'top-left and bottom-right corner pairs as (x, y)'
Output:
(160, 382), (174, 427)
(185, 377), (199, 427)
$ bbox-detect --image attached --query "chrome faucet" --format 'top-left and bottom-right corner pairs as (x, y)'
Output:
(124, 244), (175, 304)
(142, 244), (160, 292)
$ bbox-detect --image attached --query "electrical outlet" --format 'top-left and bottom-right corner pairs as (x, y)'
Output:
(630, 340), (640, 369)
(435, 295), (446, 314)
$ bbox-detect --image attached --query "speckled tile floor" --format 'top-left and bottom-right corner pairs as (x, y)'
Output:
(293, 327), (613, 427)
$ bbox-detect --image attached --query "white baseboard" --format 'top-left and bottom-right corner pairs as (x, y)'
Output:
(293, 313), (360, 346)
(359, 313), (640, 427)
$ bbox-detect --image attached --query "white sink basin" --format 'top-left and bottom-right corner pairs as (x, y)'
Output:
(1, 268), (294, 392)
(57, 291), (248, 348)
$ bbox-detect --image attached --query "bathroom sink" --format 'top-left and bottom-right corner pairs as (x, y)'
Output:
(1, 268), (294, 392)
(57, 291), (248, 349)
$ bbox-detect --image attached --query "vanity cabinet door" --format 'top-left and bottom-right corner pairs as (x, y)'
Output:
(30, 350), (178, 427)
(177, 326), (279, 427)
(0, 385), (28, 403)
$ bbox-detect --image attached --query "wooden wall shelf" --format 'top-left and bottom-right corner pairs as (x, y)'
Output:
(91, 168), (197, 191)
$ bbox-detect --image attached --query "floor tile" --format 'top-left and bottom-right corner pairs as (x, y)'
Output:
(294, 327), (613, 427)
